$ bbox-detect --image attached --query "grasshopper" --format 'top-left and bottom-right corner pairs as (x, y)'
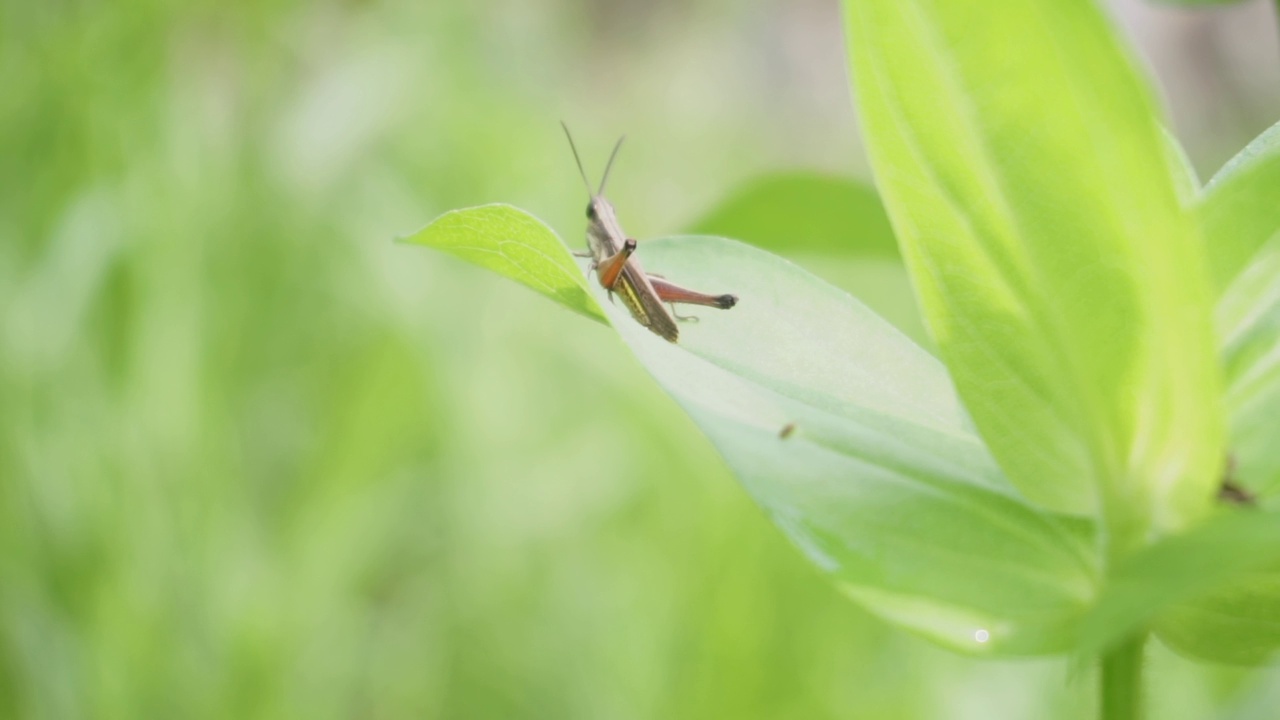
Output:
(562, 124), (737, 343)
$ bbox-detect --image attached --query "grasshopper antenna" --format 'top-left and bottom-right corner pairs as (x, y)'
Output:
(560, 121), (594, 197)
(598, 136), (625, 196)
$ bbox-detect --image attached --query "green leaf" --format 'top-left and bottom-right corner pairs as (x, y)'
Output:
(599, 235), (1099, 656)
(399, 203), (608, 325)
(1156, 572), (1280, 666)
(842, 0), (1224, 544)
(402, 201), (1098, 654)
(1202, 121), (1280, 292)
(1148, 124), (1280, 666)
(1200, 123), (1280, 496)
(1163, 127), (1201, 205)
(687, 173), (899, 258)
(1218, 234), (1280, 497)
(1077, 511), (1280, 663)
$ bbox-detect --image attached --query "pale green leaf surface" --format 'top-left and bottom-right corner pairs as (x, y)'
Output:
(842, 0), (1223, 540)
(788, 255), (932, 347)
(400, 203), (608, 324)
(595, 235), (1099, 655)
(1077, 511), (1280, 662)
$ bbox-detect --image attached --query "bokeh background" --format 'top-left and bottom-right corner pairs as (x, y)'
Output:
(3, 0), (1280, 718)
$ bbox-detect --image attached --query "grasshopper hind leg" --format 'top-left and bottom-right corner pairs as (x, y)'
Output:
(649, 276), (738, 318)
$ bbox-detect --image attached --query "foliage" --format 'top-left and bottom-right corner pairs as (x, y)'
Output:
(6, 0), (1278, 717)
(6, 3), (996, 718)
(409, 0), (1280, 716)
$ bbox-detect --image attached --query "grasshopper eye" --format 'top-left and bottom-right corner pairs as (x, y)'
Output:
(585, 203), (597, 220)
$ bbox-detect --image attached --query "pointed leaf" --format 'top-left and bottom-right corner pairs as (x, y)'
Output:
(842, 0), (1224, 543)
(400, 204), (607, 324)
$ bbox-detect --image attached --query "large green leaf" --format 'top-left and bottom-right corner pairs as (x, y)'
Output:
(688, 172), (898, 258)
(1076, 511), (1280, 664)
(402, 207), (1101, 655)
(598, 236), (1099, 656)
(400, 203), (607, 324)
(1144, 123), (1280, 666)
(1061, 124), (1280, 666)
(842, 0), (1224, 546)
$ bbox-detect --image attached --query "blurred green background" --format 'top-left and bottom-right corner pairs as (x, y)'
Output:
(3, 0), (1279, 718)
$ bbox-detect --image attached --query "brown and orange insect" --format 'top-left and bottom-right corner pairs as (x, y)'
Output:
(562, 123), (737, 342)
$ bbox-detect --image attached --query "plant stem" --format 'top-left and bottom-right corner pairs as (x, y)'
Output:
(1100, 635), (1146, 720)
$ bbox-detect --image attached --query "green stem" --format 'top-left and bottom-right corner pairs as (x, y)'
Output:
(1100, 635), (1146, 720)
